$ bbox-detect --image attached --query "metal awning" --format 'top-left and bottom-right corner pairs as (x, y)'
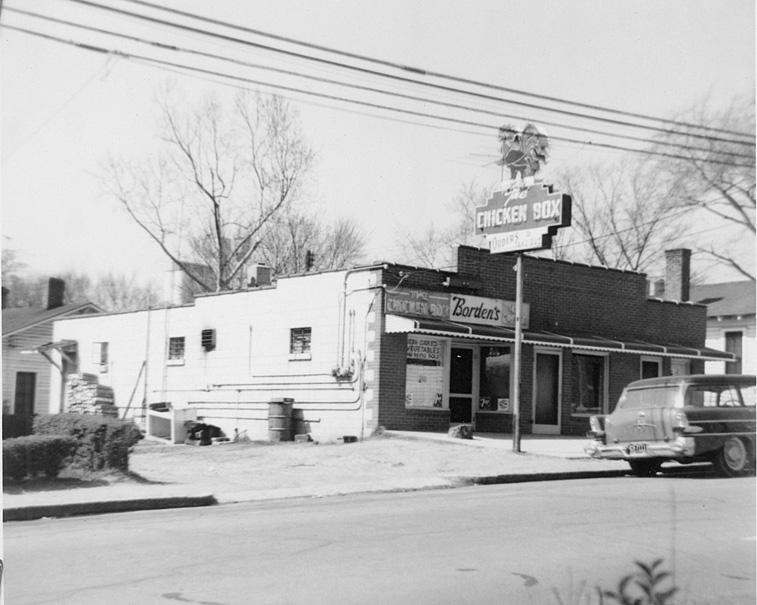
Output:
(384, 315), (734, 361)
(21, 339), (78, 373)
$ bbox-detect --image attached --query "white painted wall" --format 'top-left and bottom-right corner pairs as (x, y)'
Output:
(52, 268), (384, 442)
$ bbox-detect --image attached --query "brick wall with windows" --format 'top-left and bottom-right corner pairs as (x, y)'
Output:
(373, 248), (709, 436)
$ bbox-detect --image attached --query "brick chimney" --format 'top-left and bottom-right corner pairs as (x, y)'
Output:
(664, 249), (691, 302)
(47, 277), (66, 310)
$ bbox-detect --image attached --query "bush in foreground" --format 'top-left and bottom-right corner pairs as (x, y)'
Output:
(2, 435), (77, 480)
(33, 413), (143, 472)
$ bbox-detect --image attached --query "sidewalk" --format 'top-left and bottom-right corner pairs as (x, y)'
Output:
(3, 431), (629, 521)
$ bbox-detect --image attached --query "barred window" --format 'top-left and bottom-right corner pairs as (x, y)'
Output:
(168, 336), (185, 363)
(290, 328), (311, 355)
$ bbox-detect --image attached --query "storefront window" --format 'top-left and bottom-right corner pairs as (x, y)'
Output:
(405, 335), (445, 408)
(478, 346), (511, 412)
(572, 354), (605, 415)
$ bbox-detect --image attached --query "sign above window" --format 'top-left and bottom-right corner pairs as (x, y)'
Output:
(385, 288), (529, 329)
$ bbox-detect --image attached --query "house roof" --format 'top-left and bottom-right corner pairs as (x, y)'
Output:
(2, 302), (102, 337)
(690, 281), (756, 318)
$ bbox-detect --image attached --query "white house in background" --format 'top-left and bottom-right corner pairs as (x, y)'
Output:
(2, 279), (101, 423)
(690, 281), (756, 375)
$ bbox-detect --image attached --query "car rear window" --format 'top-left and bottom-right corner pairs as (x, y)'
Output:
(619, 386), (677, 409)
(685, 384), (756, 407)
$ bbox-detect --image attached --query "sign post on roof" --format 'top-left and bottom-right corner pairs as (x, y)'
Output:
(474, 123), (572, 453)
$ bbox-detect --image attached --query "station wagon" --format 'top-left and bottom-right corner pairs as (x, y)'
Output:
(585, 374), (756, 477)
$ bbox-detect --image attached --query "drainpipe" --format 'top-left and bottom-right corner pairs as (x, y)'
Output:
(339, 264), (387, 369)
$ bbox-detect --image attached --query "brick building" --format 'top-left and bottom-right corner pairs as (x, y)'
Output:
(47, 246), (732, 441)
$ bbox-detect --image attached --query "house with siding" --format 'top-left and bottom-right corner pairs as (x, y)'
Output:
(690, 280), (756, 375)
(2, 279), (101, 429)
(47, 247), (732, 442)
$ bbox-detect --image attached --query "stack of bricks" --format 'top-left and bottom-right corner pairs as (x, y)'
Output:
(65, 373), (118, 418)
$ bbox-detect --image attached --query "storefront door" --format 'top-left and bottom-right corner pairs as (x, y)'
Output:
(449, 346), (475, 425)
(533, 351), (561, 434)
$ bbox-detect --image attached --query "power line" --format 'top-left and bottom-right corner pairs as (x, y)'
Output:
(62, 0), (755, 147)
(9, 6), (751, 161)
(6, 23), (753, 170)
(121, 0), (755, 142)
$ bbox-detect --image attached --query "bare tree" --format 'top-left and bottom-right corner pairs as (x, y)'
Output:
(652, 94), (756, 280)
(396, 181), (487, 268)
(256, 212), (365, 275)
(104, 90), (314, 292)
(1, 268), (157, 312)
(553, 158), (687, 273)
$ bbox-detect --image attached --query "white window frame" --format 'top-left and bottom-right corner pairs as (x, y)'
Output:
(724, 330), (745, 374)
(404, 335), (449, 411)
(167, 336), (186, 366)
(640, 356), (662, 379)
(289, 327), (312, 361)
(571, 350), (609, 417)
(532, 347), (563, 432)
(92, 341), (109, 373)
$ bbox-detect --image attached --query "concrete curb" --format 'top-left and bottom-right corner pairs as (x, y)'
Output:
(3, 494), (217, 522)
(3, 470), (634, 521)
(464, 469), (629, 485)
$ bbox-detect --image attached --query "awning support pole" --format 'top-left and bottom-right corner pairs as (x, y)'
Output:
(513, 253), (523, 453)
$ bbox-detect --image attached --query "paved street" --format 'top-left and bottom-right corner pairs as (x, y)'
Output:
(5, 475), (755, 605)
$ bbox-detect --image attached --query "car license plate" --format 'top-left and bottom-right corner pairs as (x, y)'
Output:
(627, 443), (647, 455)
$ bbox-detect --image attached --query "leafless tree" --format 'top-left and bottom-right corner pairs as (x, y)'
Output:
(552, 158), (687, 273)
(104, 89), (314, 292)
(652, 94), (755, 280)
(256, 212), (365, 275)
(1, 268), (157, 312)
(396, 181), (487, 268)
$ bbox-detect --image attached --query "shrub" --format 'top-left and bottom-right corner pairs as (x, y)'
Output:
(2, 435), (77, 480)
(2, 414), (34, 439)
(33, 414), (143, 472)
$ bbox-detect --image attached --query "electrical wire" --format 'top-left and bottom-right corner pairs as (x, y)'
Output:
(119, 0), (755, 141)
(4, 23), (753, 169)
(60, 0), (755, 146)
(6, 6), (753, 161)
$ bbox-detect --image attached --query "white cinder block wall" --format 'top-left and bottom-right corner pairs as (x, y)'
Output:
(51, 268), (384, 442)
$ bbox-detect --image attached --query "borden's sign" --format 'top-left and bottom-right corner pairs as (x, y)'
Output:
(450, 294), (529, 329)
(475, 183), (571, 254)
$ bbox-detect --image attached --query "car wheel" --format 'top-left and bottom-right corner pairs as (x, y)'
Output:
(712, 437), (752, 477)
(628, 459), (661, 477)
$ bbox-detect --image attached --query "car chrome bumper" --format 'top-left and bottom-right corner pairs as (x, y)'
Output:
(584, 436), (696, 460)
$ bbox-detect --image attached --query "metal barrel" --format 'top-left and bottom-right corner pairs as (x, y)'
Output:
(268, 398), (294, 442)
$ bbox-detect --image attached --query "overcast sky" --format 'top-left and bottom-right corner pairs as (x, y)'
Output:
(1, 0), (754, 286)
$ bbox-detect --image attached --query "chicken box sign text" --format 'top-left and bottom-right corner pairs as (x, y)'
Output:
(475, 183), (572, 253)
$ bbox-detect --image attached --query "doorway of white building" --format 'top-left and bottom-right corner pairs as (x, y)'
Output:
(533, 350), (561, 434)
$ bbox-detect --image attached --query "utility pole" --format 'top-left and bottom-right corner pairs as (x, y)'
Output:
(512, 253), (523, 453)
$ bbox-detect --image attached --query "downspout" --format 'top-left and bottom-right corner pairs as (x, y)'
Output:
(339, 264), (388, 370)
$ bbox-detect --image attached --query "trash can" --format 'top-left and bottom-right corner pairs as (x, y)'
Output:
(268, 398), (295, 442)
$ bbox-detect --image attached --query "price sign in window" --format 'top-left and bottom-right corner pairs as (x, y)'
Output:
(405, 336), (445, 408)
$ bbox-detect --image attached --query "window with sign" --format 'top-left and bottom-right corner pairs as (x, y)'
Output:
(478, 346), (511, 412)
(405, 335), (446, 409)
(572, 353), (606, 416)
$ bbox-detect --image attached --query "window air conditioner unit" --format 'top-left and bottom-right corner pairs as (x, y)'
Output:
(201, 329), (216, 352)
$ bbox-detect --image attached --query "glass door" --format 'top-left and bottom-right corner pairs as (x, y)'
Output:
(533, 351), (561, 434)
(449, 346), (475, 424)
